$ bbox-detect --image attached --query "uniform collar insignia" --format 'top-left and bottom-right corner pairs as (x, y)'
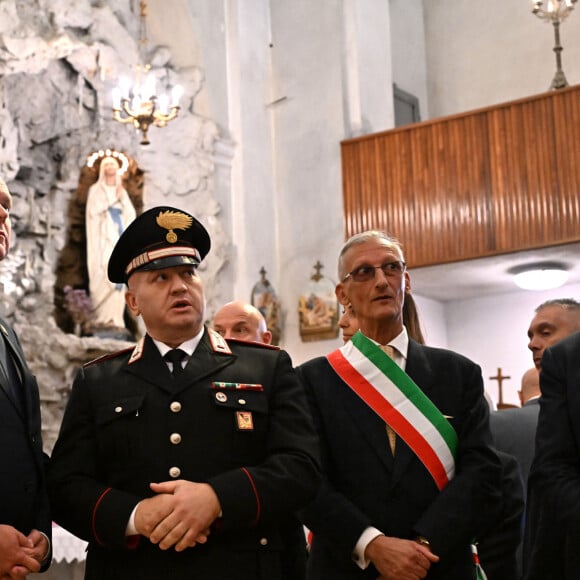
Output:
(208, 328), (232, 355)
(128, 337), (145, 364)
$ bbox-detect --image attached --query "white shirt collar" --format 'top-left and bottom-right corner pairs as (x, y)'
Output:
(153, 326), (205, 358)
(365, 326), (409, 368)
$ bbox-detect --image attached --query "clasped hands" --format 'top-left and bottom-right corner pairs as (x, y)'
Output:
(0, 525), (49, 579)
(365, 535), (439, 580)
(134, 480), (221, 553)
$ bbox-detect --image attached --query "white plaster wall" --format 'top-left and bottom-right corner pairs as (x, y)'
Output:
(413, 293), (448, 348)
(268, 0), (346, 363)
(424, 0), (580, 118)
(443, 283), (580, 408)
(390, 0), (429, 119)
(267, 0), (397, 364)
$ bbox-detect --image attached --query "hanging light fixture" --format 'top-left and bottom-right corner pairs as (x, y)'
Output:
(112, 1), (183, 145)
(510, 261), (570, 291)
(531, 0), (577, 90)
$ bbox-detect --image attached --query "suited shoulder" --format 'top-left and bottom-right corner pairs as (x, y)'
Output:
(411, 341), (481, 369)
(83, 346), (134, 368)
(546, 329), (580, 357)
(296, 355), (329, 373)
(225, 337), (280, 351)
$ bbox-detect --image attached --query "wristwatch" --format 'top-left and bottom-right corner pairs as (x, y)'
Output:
(415, 535), (431, 549)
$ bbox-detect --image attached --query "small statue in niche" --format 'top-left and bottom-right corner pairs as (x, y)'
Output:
(54, 149), (144, 338)
(85, 155), (136, 334)
(251, 267), (282, 346)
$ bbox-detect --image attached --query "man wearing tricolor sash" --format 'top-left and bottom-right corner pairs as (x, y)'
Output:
(297, 231), (502, 579)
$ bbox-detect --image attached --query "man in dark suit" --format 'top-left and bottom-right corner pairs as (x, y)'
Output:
(525, 331), (580, 579)
(490, 368), (540, 494)
(495, 299), (580, 580)
(491, 298), (580, 491)
(0, 176), (51, 576)
(297, 230), (501, 579)
(48, 206), (320, 580)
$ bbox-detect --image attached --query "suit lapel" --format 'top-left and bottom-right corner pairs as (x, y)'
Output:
(0, 323), (27, 417)
(339, 370), (395, 473)
(337, 340), (439, 485)
(177, 338), (236, 393)
(391, 341), (435, 485)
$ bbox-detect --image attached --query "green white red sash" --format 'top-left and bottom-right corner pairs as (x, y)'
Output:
(326, 331), (458, 490)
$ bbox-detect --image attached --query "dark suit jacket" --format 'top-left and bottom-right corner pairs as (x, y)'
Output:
(0, 318), (51, 569)
(297, 339), (502, 580)
(48, 330), (320, 580)
(525, 331), (580, 580)
(490, 398), (539, 493)
(476, 450), (524, 580)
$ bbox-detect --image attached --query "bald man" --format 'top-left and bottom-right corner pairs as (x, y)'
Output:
(518, 368), (540, 407)
(213, 301), (272, 344)
(212, 300), (307, 580)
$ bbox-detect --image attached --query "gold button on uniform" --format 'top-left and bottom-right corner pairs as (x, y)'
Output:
(216, 392), (227, 403)
(170, 433), (182, 445)
(238, 399), (246, 405)
(259, 538), (268, 546)
(169, 467), (181, 478)
(115, 406), (123, 413)
(170, 401), (182, 413)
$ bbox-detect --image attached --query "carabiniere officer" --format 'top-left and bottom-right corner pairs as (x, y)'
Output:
(48, 206), (320, 580)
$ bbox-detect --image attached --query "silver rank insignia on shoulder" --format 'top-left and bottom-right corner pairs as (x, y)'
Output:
(128, 337), (145, 364)
(208, 328), (232, 354)
(236, 411), (254, 431)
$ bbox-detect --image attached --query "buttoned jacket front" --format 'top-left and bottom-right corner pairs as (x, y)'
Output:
(297, 338), (502, 580)
(48, 330), (319, 580)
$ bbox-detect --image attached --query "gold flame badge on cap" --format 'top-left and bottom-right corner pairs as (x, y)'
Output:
(156, 210), (193, 243)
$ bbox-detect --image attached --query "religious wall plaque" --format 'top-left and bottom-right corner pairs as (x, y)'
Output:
(251, 267), (282, 345)
(298, 261), (339, 342)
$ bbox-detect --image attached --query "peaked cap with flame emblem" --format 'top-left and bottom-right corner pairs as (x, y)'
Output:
(107, 206), (211, 283)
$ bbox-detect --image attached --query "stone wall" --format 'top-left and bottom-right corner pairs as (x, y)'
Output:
(0, 0), (227, 451)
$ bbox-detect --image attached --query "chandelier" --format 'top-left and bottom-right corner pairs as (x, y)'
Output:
(531, 0), (577, 90)
(112, 1), (183, 145)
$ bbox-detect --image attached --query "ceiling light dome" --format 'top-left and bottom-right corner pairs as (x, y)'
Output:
(509, 261), (570, 291)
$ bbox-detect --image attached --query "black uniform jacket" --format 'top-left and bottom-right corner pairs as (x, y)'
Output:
(0, 318), (51, 570)
(296, 338), (502, 580)
(525, 331), (580, 580)
(48, 329), (320, 580)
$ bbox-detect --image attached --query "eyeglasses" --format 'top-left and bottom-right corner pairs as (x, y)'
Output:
(342, 260), (406, 283)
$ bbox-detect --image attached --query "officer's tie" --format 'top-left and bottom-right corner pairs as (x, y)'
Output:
(165, 349), (187, 378)
(380, 344), (397, 455)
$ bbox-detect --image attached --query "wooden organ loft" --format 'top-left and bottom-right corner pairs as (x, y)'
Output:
(341, 84), (580, 268)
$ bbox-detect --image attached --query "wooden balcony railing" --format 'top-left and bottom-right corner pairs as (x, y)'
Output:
(341, 85), (580, 267)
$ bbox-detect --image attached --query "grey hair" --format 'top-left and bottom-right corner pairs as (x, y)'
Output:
(535, 298), (580, 313)
(338, 231), (404, 280)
